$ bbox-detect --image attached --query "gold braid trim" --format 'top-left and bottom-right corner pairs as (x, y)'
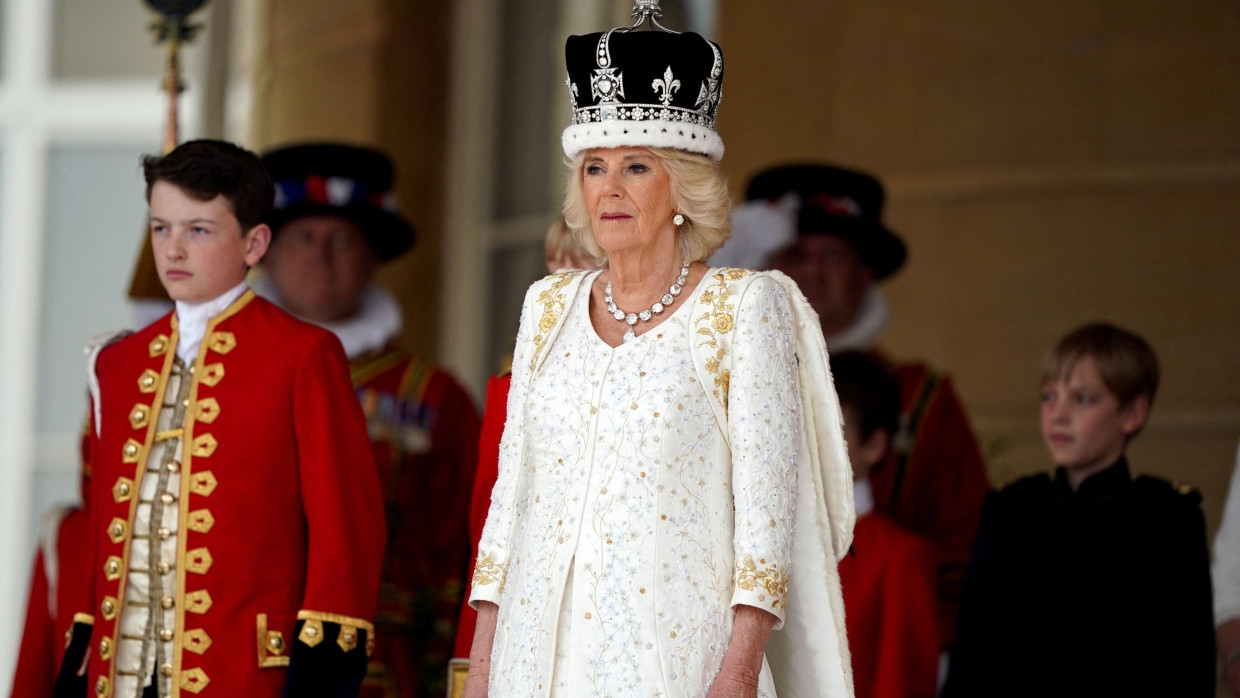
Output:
(295, 610), (375, 633)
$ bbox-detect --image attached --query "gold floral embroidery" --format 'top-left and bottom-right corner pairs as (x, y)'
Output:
(693, 268), (751, 413)
(472, 554), (506, 592)
(530, 272), (577, 372)
(733, 555), (789, 612)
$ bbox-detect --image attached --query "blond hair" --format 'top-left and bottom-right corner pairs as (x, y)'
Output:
(562, 147), (732, 266)
(1041, 322), (1160, 410)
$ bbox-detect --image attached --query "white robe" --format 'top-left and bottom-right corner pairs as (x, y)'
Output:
(472, 269), (854, 697)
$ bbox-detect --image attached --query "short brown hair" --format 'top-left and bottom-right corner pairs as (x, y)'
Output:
(142, 139), (273, 233)
(1041, 322), (1160, 409)
(562, 147), (731, 265)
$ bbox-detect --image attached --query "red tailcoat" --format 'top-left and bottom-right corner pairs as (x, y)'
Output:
(452, 373), (509, 659)
(13, 430), (92, 698)
(840, 512), (941, 698)
(868, 358), (989, 645)
(351, 349), (479, 698)
(12, 508), (92, 698)
(82, 292), (385, 697)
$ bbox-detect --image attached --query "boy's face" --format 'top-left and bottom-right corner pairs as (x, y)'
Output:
(149, 181), (269, 303)
(1039, 355), (1148, 478)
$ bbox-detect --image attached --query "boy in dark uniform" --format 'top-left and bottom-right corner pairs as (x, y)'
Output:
(943, 322), (1214, 697)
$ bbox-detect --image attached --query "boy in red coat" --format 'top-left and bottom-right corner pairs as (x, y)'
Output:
(55, 140), (386, 698)
(832, 351), (941, 698)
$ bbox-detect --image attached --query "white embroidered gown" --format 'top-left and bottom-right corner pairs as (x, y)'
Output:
(472, 270), (803, 697)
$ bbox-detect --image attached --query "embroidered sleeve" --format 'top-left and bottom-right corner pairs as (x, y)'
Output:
(471, 279), (547, 605)
(725, 275), (800, 626)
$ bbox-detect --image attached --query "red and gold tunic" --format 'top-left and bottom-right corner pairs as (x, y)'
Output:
(80, 291), (385, 697)
(350, 348), (479, 698)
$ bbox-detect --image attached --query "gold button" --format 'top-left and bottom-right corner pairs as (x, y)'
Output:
(269, 635), (284, 651)
(160, 492), (175, 504)
(182, 399), (189, 407)
(160, 629), (174, 641)
(123, 443), (138, 458)
(118, 482), (130, 496)
(160, 663), (172, 677)
(99, 638), (110, 654)
(167, 461), (180, 473)
(106, 560), (120, 574)
(161, 596), (174, 609)
(304, 625), (318, 637)
(101, 600), (114, 615)
(158, 528), (171, 540)
(109, 522), (124, 538)
(157, 562), (171, 574)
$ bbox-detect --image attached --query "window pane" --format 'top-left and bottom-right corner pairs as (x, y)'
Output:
(492, 0), (560, 219)
(487, 242), (546, 373)
(52, 0), (207, 80)
(37, 144), (152, 434)
(0, 0), (7, 80)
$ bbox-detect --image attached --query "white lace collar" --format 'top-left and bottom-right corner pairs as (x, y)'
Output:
(823, 285), (890, 353)
(854, 477), (875, 518)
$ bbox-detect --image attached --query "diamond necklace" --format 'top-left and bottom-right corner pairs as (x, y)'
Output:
(605, 260), (691, 343)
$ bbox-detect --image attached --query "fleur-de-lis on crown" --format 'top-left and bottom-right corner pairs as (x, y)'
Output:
(652, 66), (680, 106)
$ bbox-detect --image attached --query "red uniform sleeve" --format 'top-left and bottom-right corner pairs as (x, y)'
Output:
(293, 332), (386, 623)
(453, 373), (510, 659)
(12, 548), (55, 698)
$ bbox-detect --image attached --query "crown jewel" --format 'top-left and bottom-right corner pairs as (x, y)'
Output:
(561, 2), (725, 160)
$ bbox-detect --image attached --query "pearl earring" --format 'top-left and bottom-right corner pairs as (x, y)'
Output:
(673, 214), (685, 226)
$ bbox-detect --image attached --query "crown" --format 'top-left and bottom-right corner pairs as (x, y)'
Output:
(561, 3), (724, 160)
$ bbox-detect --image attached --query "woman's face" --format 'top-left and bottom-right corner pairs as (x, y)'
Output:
(582, 147), (676, 258)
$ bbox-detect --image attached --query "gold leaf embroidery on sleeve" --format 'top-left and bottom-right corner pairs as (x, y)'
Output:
(530, 272), (577, 372)
(733, 555), (789, 612)
(694, 269), (751, 413)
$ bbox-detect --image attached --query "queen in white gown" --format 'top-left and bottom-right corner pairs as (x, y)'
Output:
(466, 12), (854, 698)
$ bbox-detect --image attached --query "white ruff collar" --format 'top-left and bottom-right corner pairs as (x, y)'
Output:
(823, 286), (889, 353)
(854, 478), (875, 518)
(174, 281), (248, 365)
(252, 274), (402, 359)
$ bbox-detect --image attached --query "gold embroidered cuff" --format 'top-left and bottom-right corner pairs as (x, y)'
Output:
(733, 555), (790, 613)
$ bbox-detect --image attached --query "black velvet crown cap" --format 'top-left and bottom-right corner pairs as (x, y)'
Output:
(562, 29), (724, 160)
